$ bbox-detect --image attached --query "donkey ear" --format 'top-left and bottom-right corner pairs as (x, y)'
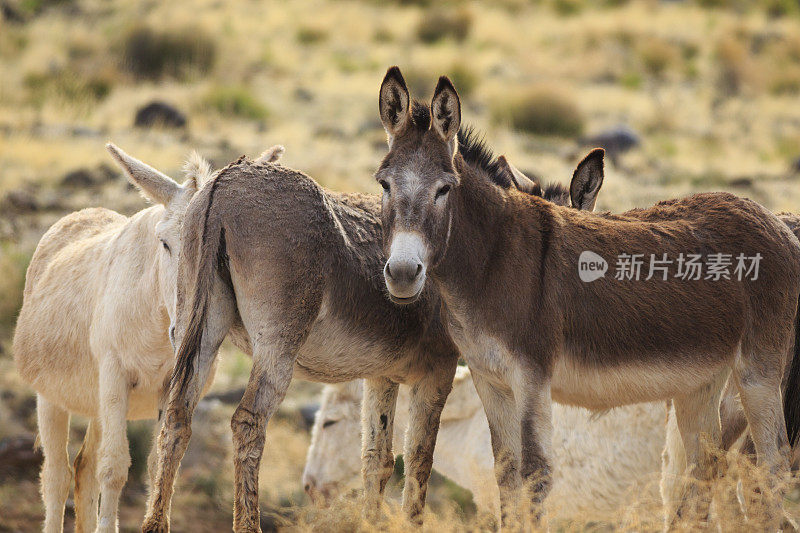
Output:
(431, 76), (461, 146)
(497, 155), (538, 195)
(379, 66), (411, 142)
(570, 148), (604, 211)
(106, 143), (180, 205)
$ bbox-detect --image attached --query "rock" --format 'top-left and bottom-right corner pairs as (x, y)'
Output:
(0, 435), (42, 479)
(791, 156), (800, 174)
(134, 101), (187, 129)
(2, 189), (38, 214)
(580, 126), (640, 166)
(60, 164), (118, 189)
(1, 0), (26, 23)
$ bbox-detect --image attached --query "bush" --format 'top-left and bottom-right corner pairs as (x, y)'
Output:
(416, 8), (472, 43)
(296, 25), (328, 44)
(715, 36), (753, 97)
(638, 38), (680, 78)
(24, 70), (112, 106)
(492, 87), (584, 138)
(121, 25), (216, 80)
(204, 85), (269, 120)
(551, 0), (584, 16)
(404, 62), (479, 99)
(0, 243), (30, 341)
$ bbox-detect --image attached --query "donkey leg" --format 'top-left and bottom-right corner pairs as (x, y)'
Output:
(142, 290), (234, 533)
(660, 402), (686, 523)
(732, 362), (790, 530)
(401, 360), (457, 524)
(231, 337), (303, 533)
(470, 372), (523, 529)
(37, 394), (72, 533)
(667, 370), (728, 530)
(514, 374), (553, 530)
(96, 358), (132, 533)
(360, 377), (399, 518)
(73, 419), (101, 533)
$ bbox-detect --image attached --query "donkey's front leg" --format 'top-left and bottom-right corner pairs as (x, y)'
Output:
(96, 357), (132, 533)
(514, 373), (553, 530)
(470, 371), (523, 529)
(360, 377), (399, 518)
(231, 338), (299, 533)
(401, 359), (458, 524)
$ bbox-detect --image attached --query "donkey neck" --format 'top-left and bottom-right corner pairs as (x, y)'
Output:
(433, 158), (552, 326)
(110, 207), (169, 326)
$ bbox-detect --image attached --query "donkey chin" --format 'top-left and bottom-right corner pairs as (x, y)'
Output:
(384, 232), (428, 304)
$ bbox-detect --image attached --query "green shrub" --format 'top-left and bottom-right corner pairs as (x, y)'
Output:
(551, 0), (584, 16)
(24, 70), (112, 106)
(204, 85), (268, 120)
(638, 38), (680, 78)
(0, 243), (30, 341)
(448, 63), (479, 98)
(121, 25), (216, 80)
(296, 25), (328, 44)
(405, 62), (479, 99)
(416, 8), (472, 43)
(493, 87), (584, 138)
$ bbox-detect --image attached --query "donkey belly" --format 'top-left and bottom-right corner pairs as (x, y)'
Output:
(551, 353), (729, 410)
(294, 314), (400, 383)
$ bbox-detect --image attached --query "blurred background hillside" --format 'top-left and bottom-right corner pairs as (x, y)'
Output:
(2, 0), (800, 530)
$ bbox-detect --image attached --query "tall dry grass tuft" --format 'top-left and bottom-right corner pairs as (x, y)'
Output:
(120, 24), (216, 81)
(492, 86), (584, 138)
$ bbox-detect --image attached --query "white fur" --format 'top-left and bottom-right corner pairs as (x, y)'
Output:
(303, 367), (666, 522)
(385, 231), (428, 298)
(11, 144), (252, 533)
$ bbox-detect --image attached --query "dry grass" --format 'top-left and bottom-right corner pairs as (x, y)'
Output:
(3, 0), (800, 530)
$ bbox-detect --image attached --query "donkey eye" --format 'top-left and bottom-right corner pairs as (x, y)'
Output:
(379, 180), (390, 193)
(161, 240), (171, 253)
(322, 419), (338, 429)
(435, 184), (451, 200)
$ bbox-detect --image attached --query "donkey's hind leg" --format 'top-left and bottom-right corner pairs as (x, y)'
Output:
(73, 419), (101, 533)
(401, 357), (458, 524)
(666, 370), (728, 530)
(361, 377), (399, 518)
(37, 394), (72, 533)
(732, 358), (790, 530)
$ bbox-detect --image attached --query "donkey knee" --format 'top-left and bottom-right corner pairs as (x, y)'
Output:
(98, 448), (131, 494)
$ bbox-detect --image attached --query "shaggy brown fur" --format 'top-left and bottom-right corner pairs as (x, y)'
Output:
(376, 66), (800, 530)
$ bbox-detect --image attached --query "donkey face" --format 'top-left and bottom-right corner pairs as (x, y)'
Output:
(302, 382), (364, 506)
(106, 144), (210, 341)
(376, 67), (462, 303)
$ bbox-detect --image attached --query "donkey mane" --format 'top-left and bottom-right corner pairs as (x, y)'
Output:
(410, 101), (567, 201)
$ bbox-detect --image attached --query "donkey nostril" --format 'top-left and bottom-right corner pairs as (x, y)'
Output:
(385, 263), (394, 280)
(415, 263), (422, 277)
(304, 483), (311, 493)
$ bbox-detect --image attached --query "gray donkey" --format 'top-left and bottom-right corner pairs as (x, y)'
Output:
(141, 140), (603, 531)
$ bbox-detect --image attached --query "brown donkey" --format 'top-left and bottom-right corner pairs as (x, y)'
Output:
(375, 67), (800, 529)
(141, 142), (601, 531)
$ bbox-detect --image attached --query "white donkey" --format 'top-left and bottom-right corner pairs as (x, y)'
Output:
(12, 144), (283, 533)
(303, 366), (668, 522)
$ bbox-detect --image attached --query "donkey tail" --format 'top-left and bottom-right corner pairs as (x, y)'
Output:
(784, 294), (800, 448)
(170, 174), (226, 397)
